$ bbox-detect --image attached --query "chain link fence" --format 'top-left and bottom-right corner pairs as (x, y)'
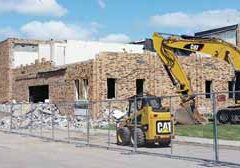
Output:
(0, 92), (240, 166)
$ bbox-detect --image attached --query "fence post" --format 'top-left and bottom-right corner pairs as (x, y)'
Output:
(67, 104), (70, 142)
(86, 102), (90, 146)
(170, 96), (173, 156)
(40, 109), (43, 138)
(212, 92), (219, 163)
(107, 101), (111, 149)
(133, 96), (137, 153)
(30, 103), (33, 135)
(52, 104), (55, 140)
(10, 103), (13, 132)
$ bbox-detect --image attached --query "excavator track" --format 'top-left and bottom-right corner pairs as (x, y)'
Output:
(217, 108), (240, 124)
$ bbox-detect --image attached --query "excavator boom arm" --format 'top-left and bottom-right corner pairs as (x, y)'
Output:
(165, 36), (240, 71)
(151, 33), (211, 124)
(152, 33), (193, 95)
(152, 32), (240, 95)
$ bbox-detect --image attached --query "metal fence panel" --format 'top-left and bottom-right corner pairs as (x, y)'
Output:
(215, 91), (240, 165)
(0, 92), (240, 166)
(172, 93), (215, 161)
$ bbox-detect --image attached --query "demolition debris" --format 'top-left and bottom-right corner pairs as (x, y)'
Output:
(0, 103), (127, 129)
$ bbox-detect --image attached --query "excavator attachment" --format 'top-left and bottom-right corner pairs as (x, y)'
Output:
(175, 99), (208, 124)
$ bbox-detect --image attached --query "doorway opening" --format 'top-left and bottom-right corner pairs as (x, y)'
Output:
(29, 85), (49, 103)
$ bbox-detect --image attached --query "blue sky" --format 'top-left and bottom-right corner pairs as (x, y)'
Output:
(0, 0), (240, 42)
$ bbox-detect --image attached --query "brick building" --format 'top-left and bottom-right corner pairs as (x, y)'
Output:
(0, 26), (239, 114)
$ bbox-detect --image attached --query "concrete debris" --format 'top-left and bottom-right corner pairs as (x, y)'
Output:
(0, 103), (127, 130)
(91, 109), (127, 128)
(0, 104), (67, 129)
(109, 109), (127, 120)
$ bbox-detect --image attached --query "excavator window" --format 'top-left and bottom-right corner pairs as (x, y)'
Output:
(128, 97), (163, 116)
(137, 99), (142, 110)
(128, 100), (135, 116)
(128, 99), (143, 116)
(142, 97), (162, 111)
(174, 48), (192, 56)
(149, 98), (161, 109)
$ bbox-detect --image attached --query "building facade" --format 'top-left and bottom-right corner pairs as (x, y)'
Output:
(0, 36), (236, 115)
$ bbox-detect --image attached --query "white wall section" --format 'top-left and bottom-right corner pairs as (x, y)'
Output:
(12, 40), (144, 67)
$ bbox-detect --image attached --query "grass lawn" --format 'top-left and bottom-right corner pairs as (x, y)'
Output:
(175, 124), (240, 141)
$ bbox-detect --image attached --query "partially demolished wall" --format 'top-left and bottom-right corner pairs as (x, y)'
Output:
(2, 50), (236, 117)
(0, 39), (12, 102)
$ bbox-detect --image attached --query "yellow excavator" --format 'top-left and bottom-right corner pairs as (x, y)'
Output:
(149, 32), (240, 124)
(116, 32), (240, 147)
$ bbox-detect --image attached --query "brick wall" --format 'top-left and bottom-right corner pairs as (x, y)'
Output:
(91, 52), (171, 117)
(0, 38), (56, 103)
(10, 50), (235, 116)
(0, 36), (236, 118)
(13, 61), (94, 102)
(65, 60), (94, 101)
(13, 61), (60, 102)
(0, 39), (12, 102)
(92, 52), (234, 99)
(91, 52), (235, 115)
(179, 54), (235, 110)
(12, 59), (93, 114)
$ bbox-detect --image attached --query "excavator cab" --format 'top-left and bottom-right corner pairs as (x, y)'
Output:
(128, 96), (162, 116)
(117, 94), (174, 147)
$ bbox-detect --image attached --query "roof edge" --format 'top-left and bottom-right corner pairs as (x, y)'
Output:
(195, 24), (239, 37)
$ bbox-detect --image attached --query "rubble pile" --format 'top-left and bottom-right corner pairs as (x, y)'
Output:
(92, 109), (127, 128)
(0, 103), (127, 130)
(0, 104), (68, 129)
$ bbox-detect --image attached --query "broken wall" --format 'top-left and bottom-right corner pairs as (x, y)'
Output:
(9, 50), (236, 117)
(12, 61), (66, 102)
(0, 38), (56, 103)
(179, 54), (235, 113)
(12, 59), (93, 115)
(65, 60), (94, 101)
(0, 39), (12, 103)
(91, 52), (235, 116)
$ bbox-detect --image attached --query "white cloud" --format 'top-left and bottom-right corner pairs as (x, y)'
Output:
(21, 21), (97, 40)
(97, 0), (106, 9)
(0, 0), (67, 16)
(99, 33), (131, 43)
(150, 9), (240, 30)
(0, 27), (19, 38)
(0, 21), (131, 44)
